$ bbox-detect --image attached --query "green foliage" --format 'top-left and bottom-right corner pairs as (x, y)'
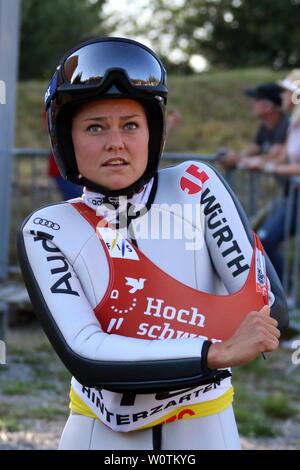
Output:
(195, 0), (300, 69)
(20, 0), (108, 80)
(29, 406), (67, 420)
(165, 68), (286, 153)
(128, 0), (300, 71)
(232, 348), (300, 439)
(233, 383), (281, 438)
(262, 392), (297, 419)
(2, 380), (33, 395)
(0, 418), (22, 432)
(235, 407), (280, 438)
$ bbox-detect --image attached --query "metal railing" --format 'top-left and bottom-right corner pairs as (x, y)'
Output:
(6, 149), (300, 327)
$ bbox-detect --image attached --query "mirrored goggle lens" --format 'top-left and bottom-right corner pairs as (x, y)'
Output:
(63, 41), (163, 87)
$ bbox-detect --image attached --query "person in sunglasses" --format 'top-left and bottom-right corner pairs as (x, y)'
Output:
(18, 37), (287, 450)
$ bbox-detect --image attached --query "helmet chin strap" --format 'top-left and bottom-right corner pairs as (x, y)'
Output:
(78, 170), (156, 198)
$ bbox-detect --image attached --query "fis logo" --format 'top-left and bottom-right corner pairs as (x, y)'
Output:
(0, 80), (6, 104)
(97, 227), (139, 260)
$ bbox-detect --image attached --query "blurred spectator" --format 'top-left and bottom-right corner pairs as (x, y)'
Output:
(43, 111), (82, 200)
(165, 109), (182, 138)
(255, 70), (300, 284)
(47, 151), (83, 200)
(219, 82), (289, 170)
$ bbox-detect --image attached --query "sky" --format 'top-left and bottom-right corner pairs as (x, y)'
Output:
(103, 0), (146, 15)
(103, 0), (153, 47)
(102, 0), (208, 72)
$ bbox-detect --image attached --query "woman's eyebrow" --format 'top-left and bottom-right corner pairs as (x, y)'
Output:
(83, 116), (105, 121)
(120, 114), (141, 120)
(83, 113), (141, 121)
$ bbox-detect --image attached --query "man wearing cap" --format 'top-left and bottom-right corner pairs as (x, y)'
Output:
(254, 70), (300, 285)
(219, 82), (289, 170)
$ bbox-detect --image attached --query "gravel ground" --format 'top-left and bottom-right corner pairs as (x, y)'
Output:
(0, 421), (63, 450)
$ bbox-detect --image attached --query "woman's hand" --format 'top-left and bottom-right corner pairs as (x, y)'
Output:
(207, 305), (280, 369)
(238, 156), (265, 170)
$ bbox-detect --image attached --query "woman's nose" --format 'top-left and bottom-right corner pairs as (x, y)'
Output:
(104, 129), (125, 151)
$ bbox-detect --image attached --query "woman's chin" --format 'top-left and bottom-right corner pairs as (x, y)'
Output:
(83, 169), (146, 192)
(91, 176), (135, 192)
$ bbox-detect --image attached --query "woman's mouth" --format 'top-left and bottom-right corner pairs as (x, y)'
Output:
(102, 158), (128, 167)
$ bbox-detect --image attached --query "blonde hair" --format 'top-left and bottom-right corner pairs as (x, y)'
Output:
(279, 69), (300, 127)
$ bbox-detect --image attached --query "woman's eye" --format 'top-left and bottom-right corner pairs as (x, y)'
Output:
(87, 124), (102, 132)
(125, 122), (138, 130)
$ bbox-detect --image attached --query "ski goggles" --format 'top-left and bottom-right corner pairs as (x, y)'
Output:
(45, 38), (168, 108)
(62, 38), (165, 87)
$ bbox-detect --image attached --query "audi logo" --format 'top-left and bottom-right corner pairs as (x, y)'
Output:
(33, 218), (60, 230)
(88, 198), (103, 206)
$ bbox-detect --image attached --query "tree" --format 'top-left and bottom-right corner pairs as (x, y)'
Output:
(124, 0), (300, 71)
(20, 0), (108, 80)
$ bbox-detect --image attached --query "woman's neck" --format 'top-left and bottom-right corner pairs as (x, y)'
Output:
(82, 178), (154, 212)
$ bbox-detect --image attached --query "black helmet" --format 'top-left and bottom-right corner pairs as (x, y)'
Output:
(45, 37), (168, 196)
